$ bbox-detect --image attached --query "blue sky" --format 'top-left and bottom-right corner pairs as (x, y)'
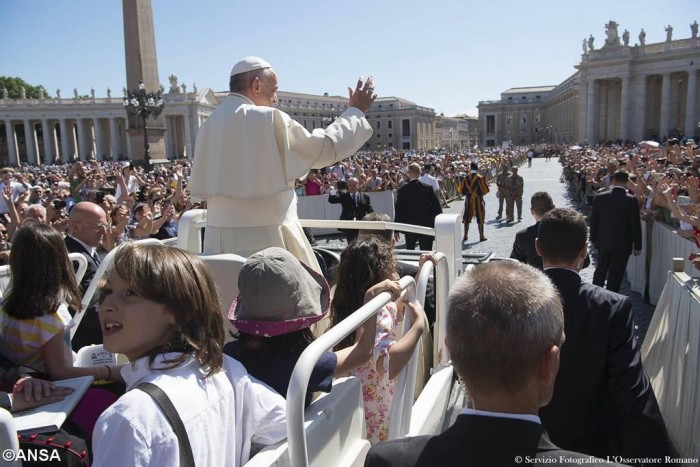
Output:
(1, 0), (696, 116)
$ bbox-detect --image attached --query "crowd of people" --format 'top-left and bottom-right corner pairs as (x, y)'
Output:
(0, 53), (688, 466)
(560, 138), (700, 270)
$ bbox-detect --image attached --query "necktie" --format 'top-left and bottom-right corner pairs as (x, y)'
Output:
(355, 193), (359, 206)
(91, 251), (101, 266)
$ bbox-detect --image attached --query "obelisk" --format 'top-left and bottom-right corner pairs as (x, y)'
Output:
(122, 0), (166, 162)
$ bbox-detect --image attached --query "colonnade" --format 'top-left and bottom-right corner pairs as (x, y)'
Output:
(1, 112), (200, 165)
(581, 69), (699, 143)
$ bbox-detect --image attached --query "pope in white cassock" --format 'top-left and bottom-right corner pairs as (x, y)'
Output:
(189, 56), (376, 271)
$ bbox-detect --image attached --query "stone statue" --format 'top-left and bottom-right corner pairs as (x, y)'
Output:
(193, 83), (198, 94)
(665, 25), (673, 42)
(107, 88), (112, 98)
(181, 83), (187, 93)
(582, 38), (588, 54)
(622, 29), (630, 46)
(123, 87), (127, 97)
(605, 20), (619, 46)
(588, 34), (595, 51)
(38, 88), (44, 99)
(639, 28), (646, 46)
(168, 74), (180, 93)
(56, 88), (61, 99)
(20, 87), (26, 99)
(73, 88), (78, 99)
(91, 87), (95, 99)
(159, 83), (165, 94)
(691, 20), (698, 39)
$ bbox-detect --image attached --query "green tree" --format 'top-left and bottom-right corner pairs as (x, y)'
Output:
(0, 76), (50, 99)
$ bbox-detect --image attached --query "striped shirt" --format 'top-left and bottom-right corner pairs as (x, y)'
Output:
(0, 303), (72, 372)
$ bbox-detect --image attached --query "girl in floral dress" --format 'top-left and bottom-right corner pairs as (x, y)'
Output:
(331, 238), (426, 443)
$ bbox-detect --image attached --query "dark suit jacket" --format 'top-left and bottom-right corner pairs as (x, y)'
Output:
(364, 415), (622, 467)
(328, 190), (374, 228)
(511, 222), (542, 269)
(394, 179), (442, 228)
(511, 221), (590, 270)
(540, 268), (670, 459)
(589, 187), (642, 254)
(65, 235), (103, 351)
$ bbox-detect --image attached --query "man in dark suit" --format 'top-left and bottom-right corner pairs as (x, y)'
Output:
(365, 261), (622, 467)
(395, 163), (442, 250)
(65, 201), (109, 351)
(510, 191), (555, 269)
(327, 176), (373, 244)
(535, 208), (670, 460)
(589, 170), (642, 292)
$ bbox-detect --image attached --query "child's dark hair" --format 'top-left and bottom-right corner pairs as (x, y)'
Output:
(4, 224), (82, 319)
(331, 237), (396, 349)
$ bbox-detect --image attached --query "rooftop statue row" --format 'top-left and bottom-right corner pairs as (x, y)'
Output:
(582, 20), (699, 54)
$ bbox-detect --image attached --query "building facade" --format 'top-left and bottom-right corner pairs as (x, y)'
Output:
(478, 21), (700, 146)
(0, 86), (440, 166)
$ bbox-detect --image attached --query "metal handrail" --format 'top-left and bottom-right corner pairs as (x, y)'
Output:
(409, 253), (450, 368)
(387, 257), (436, 438)
(287, 275), (417, 467)
(300, 219), (435, 237)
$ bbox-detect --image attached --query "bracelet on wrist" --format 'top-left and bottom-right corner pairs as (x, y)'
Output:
(104, 365), (112, 380)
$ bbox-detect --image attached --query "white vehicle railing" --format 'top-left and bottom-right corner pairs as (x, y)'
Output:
(176, 209), (463, 289)
(413, 252), (451, 368)
(286, 275), (420, 467)
(387, 253), (449, 439)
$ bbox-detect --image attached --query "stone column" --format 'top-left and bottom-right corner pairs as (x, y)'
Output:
(40, 119), (54, 165)
(620, 76), (631, 142)
(183, 113), (193, 158)
(660, 72), (671, 139)
(93, 118), (104, 160)
(59, 119), (72, 163)
(76, 119), (89, 160)
(109, 118), (120, 160)
(586, 79), (597, 143)
(685, 69), (698, 137)
(634, 76), (648, 142)
(578, 80), (588, 143)
(4, 121), (18, 165)
(23, 120), (37, 164)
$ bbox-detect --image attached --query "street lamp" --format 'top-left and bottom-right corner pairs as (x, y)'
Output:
(123, 80), (165, 171)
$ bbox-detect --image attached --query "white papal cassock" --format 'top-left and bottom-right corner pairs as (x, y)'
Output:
(189, 93), (372, 271)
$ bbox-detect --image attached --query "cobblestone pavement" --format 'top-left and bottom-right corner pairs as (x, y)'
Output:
(315, 157), (655, 342)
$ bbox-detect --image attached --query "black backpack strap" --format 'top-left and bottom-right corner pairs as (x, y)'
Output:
(136, 382), (195, 467)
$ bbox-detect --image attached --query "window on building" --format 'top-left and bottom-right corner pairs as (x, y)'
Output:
(402, 119), (410, 137)
(508, 97), (513, 100)
(376, 121), (381, 129)
(388, 133), (392, 138)
(388, 142), (393, 147)
(506, 115), (513, 124)
(536, 95), (541, 99)
(521, 96), (526, 100)
(506, 129), (512, 135)
(535, 114), (541, 123)
(520, 127), (527, 134)
(521, 115), (527, 124)
(377, 134), (381, 138)
(388, 121), (393, 129)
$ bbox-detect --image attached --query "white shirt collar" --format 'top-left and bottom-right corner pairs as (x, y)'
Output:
(230, 92), (254, 105)
(121, 352), (197, 390)
(67, 234), (96, 257)
(460, 406), (541, 424)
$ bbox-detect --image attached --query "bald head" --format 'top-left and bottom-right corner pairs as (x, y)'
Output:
(68, 201), (108, 247)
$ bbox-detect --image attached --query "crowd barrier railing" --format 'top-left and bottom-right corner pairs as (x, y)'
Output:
(641, 270), (700, 458)
(624, 219), (697, 305)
